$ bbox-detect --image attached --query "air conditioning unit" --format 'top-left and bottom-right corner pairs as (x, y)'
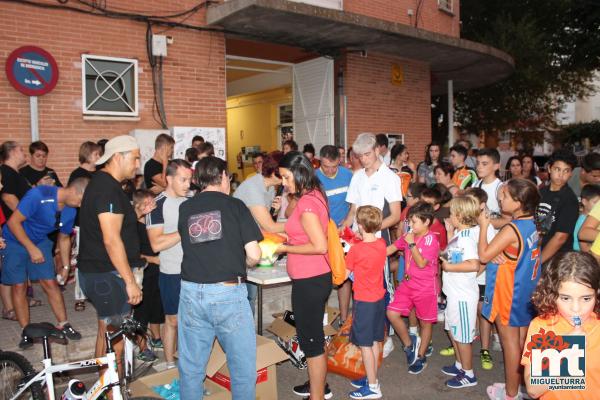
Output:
(438, 0), (453, 13)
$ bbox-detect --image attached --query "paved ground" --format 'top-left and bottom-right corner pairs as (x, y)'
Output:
(1, 283), (506, 399)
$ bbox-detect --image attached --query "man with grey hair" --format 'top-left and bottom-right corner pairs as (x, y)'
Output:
(342, 132), (402, 358)
(78, 135), (144, 358)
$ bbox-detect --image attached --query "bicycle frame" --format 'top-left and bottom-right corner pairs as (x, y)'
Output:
(10, 332), (135, 400)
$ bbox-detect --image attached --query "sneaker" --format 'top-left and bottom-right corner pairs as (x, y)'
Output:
(446, 370), (478, 388)
(149, 338), (164, 349)
(60, 323), (82, 341)
(404, 334), (421, 366)
(349, 384), (382, 400)
(136, 349), (157, 362)
(480, 349), (494, 370)
(382, 336), (395, 358)
(350, 376), (368, 388)
(425, 342), (433, 357)
(441, 364), (462, 376)
(439, 345), (455, 356)
(408, 356), (427, 374)
(166, 361), (177, 370)
(292, 381), (333, 399)
(19, 336), (33, 350)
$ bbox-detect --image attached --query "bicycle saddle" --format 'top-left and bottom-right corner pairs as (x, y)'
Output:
(23, 322), (66, 340)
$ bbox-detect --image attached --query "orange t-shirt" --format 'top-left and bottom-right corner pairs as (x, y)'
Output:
(521, 314), (600, 400)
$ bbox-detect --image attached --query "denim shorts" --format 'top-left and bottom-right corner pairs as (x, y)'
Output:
(1, 239), (55, 284)
(79, 270), (131, 324)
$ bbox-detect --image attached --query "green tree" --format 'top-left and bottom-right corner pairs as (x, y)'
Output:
(454, 0), (600, 142)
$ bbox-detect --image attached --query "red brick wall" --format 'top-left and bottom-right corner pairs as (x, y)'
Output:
(344, 53), (432, 164)
(0, 1), (226, 182)
(344, 0), (460, 37)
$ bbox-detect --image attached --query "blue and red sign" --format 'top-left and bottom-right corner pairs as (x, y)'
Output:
(5, 46), (58, 96)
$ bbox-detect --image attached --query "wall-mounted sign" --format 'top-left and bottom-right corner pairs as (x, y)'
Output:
(391, 63), (403, 86)
(5, 46), (59, 96)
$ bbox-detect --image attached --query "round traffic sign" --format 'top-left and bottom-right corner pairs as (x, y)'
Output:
(5, 46), (59, 96)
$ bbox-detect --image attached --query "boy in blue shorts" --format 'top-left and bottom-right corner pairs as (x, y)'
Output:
(345, 206), (387, 399)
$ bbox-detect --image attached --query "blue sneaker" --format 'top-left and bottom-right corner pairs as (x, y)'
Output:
(441, 364), (462, 376)
(350, 376), (368, 388)
(349, 384), (382, 399)
(425, 342), (433, 357)
(404, 334), (421, 366)
(408, 356), (427, 374)
(446, 370), (478, 388)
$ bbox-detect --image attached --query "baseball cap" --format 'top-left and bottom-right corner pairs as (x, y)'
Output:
(96, 135), (139, 165)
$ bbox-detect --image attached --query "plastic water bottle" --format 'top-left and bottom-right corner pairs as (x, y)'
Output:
(61, 379), (86, 399)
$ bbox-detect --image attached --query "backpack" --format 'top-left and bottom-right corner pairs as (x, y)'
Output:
(326, 218), (347, 286)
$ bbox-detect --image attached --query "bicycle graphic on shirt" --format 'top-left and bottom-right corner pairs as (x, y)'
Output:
(188, 210), (222, 243)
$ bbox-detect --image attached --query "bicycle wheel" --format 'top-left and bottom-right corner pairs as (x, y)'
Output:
(0, 351), (44, 400)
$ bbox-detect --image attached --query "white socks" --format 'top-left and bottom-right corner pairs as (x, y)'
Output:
(409, 326), (418, 336)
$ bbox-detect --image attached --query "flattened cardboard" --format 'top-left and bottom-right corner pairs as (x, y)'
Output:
(128, 368), (230, 399)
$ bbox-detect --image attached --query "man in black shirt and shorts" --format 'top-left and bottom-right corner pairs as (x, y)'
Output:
(78, 135), (144, 358)
(144, 133), (174, 194)
(177, 156), (262, 400)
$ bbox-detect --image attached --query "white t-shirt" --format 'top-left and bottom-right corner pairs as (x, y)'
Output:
(473, 177), (502, 215)
(346, 164), (402, 237)
(442, 227), (479, 299)
(474, 225), (497, 285)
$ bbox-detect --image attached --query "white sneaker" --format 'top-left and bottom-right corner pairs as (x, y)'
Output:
(383, 336), (395, 358)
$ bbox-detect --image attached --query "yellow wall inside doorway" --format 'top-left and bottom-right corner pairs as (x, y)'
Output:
(226, 86), (292, 178)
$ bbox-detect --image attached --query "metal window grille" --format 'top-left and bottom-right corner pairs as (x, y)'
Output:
(82, 55), (138, 116)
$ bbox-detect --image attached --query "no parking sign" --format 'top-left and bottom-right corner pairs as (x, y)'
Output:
(5, 46), (58, 96)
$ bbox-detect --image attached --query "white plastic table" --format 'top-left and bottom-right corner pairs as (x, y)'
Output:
(247, 259), (291, 334)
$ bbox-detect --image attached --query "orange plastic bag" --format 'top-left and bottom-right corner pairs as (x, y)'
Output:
(326, 317), (383, 379)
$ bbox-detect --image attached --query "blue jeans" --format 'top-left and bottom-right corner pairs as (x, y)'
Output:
(178, 280), (256, 400)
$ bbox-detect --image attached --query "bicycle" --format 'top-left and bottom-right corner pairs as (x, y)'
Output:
(0, 318), (155, 400)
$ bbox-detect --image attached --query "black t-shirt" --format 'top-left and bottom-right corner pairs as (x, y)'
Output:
(537, 184), (579, 253)
(19, 165), (63, 187)
(178, 191), (263, 284)
(78, 171), (143, 273)
(143, 158), (163, 190)
(68, 167), (93, 185)
(0, 164), (31, 220)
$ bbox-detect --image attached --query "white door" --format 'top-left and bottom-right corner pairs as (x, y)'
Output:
(293, 57), (335, 152)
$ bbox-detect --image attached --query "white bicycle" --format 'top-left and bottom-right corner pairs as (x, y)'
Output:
(0, 318), (153, 400)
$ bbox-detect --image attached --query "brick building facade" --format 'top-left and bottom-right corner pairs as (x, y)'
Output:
(1, 0), (511, 181)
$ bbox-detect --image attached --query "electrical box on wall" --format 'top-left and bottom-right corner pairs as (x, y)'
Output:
(152, 35), (168, 57)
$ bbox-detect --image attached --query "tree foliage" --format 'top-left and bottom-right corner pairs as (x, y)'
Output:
(455, 0), (600, 136)
(555, 120), (600, 147)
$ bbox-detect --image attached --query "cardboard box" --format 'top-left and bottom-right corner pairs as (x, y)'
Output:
(268, 307), (340, 341)
(129, 335), (288, 399)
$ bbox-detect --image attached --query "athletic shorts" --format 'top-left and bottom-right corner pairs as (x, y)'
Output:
(133, 265), (165, 326)
(159, 272), (181, 315)
(387, 281), (437, 323)
(351, 298), (386, 347)
(444, 297), (478, 344)
(1, 239), (55, 284)
(291, 272), (332, 358)
(79, 270), (131, 325)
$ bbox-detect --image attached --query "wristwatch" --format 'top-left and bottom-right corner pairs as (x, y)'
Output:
(408, 242), (416, 249)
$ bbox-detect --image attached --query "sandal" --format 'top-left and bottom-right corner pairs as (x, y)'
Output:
(74, 301), (86, 312)
(28, 298), (43, 307)
(2, 308), (17, 321)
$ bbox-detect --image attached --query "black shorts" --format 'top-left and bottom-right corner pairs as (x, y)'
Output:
(291, 272), (332, 358)
(479, 284), (486, 302)
(133, 265), (165, 326)
(79, 270), (131, 325)
(350, 298), (386, 347)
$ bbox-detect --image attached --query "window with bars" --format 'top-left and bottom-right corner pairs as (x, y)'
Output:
(82, 55), (138, 116)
